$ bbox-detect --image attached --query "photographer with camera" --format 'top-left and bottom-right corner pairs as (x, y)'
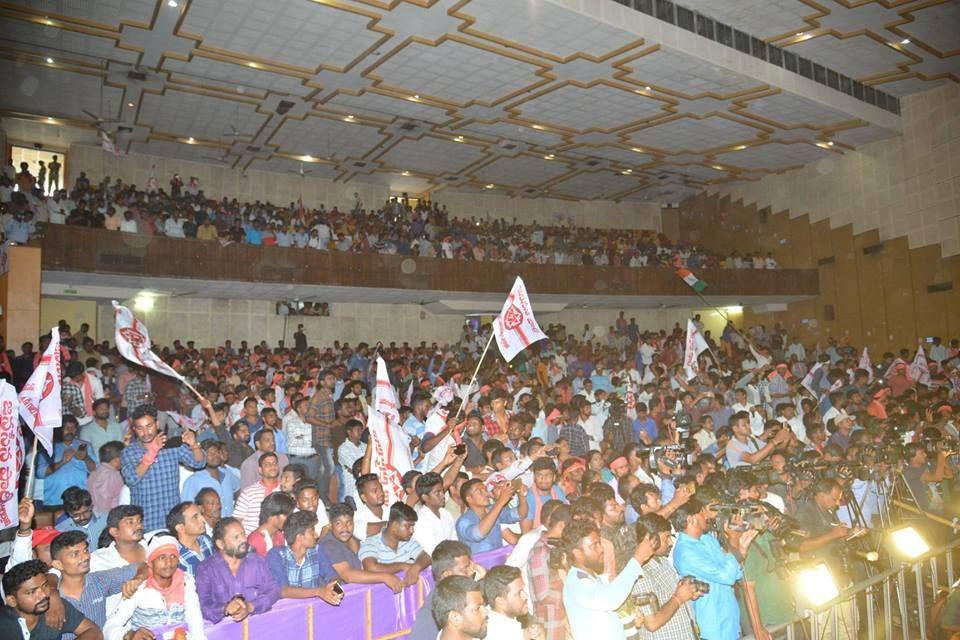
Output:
(672, 498), (755, 640)
(726, 411), (791, 469)
(903, 441), (952, 513)
(560, 518), (657, 640)
(630, 514), (702, 640)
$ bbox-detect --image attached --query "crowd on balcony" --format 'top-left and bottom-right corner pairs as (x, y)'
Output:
(1, 160), (779, 270)
(2, 301), (959, 640)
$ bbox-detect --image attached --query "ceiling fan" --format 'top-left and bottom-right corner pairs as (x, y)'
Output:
(82, 77), (124, 132)
(221, 104), (253, 138)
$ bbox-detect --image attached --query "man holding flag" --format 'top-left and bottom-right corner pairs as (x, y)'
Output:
(367, 356), (414, 507)
(18, 327), (63, 506)
(112, 302), (207, 529)
(683, 319), (709, 381)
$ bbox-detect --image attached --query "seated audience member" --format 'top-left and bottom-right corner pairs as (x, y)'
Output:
(456, 478), (527, 554)
(195, 516), (280, 624)
(102, 534), (206, 640)
(247, 492), (296, 556)
(87, 441), (125, 515)
(293, 479), (330, 535)
(280, 463), (307, 497)
(319, 503), (403, 592)
(166, 501), (214, 577)
(50, 530), (142, 629)
(409, 540), (485, 640)
(194, 488), (221, 537)
(55, 487), (107, 547)
(232, 451), (281, 535)
(352, 473), (388, 540)
(91, 506), (146, 571)
(181, 439), (239, 516)
(412, 471), (457, 555)
(522, 458), (566, 533)
(359, 503), (432, 586)
(483, 565), (533, 640)
(431, 575), (488, 640)
(40, 416), (96, 508)
(265, 511), (343, 605)
(240, 428), (289, 489)
(0, 559), (101, 640)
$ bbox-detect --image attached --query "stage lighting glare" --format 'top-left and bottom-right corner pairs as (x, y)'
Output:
(795, 563), (840, 607)
(889, 526), (929, 559)
(134, 295), (155, 312)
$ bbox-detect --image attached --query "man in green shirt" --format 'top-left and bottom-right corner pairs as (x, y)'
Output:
(742, 530), (797, 639)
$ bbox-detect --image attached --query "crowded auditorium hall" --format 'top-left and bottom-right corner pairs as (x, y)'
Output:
(2, 1), (960, 640)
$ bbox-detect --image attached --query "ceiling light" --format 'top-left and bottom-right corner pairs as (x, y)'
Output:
(127, 102), (135, 107)
(795, 32), (804, 37)
(712, 164), (724, 171)
(454, 135), (464, 142)
(734, 144), (747, 150)
(900, 39), (910, 45)
(795, 563), (840, 607)
(827, 141), (834, 146)
(402, 170), (410, 176)
(46, 57), (54, 64)
(622, 169), (633, 174)
(187, 137), (195, 143)
(46, 117), (54, 123)
(544, 154), (554, 160)
(302, 155), (314, 161)
(485, 184), (495, 189)
(134, 295), (155, 312)
(632, 147), (644, 153)
(344, 115), (355, 121)
(247, 62), (259, 69)
(167, 0), (178, 7)
(645, 85), (652, 91)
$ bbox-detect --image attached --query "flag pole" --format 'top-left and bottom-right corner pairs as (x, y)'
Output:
(24, 438), (39, 500)
(455, 331), (495, 420)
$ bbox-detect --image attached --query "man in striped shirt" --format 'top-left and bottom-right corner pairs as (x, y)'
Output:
(232, 452), (281, 535)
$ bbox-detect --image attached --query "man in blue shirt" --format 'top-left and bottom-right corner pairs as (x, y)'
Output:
(561, 518), (655, 640)
(266, 511), (343, 605)
(121, 404), (206, 531)
(455, 478), (527, 554)
(39, 416), (95, 508)
(672, 499), (751, 640)
(181, 439), (239, 515)
(55, 487), (107, 547)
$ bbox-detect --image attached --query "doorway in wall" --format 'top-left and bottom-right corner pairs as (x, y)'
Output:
(10, 145), (66, 195)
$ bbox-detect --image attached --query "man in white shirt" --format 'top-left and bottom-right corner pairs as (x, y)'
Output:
(731, 388), (765, 436)
(337, 419), (366, 501)
(119, 210), (138, 233)
(412, 472), (457, 555)
(482, 565), (529, 640)
(785, 338), (806, 362)
(575, 398), (604, 450)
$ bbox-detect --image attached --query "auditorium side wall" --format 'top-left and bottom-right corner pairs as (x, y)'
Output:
(79, 297), (691, 350)
(66, 145), (661, 231)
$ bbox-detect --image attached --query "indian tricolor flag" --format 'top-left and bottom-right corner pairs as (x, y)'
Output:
(676, 268), (707, 293)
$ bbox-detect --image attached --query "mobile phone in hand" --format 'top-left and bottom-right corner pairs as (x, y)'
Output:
(333, 582), (344, 596)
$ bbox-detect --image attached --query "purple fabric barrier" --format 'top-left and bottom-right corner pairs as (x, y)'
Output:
(155, 546), (513, 640)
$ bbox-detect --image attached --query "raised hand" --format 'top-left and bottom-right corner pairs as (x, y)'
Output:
(17, 497), (35, 532)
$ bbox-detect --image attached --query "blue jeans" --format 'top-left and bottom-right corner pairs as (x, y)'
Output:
(289, 453), (319, 485)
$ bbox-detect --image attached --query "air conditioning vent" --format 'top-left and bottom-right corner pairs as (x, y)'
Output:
(445, 176), (459, 181)
(927, 281), (953, 293)
(127, 70), (147, 81)
(817, 255), (835, 266)
(585, 159), (600, 167)
(500, 142), (517, 150)
(275, 100), (295, 115)
(352, 161), (366, 168)
(246, 145), (260, 152)
(862, 242), (884, 255)
(399, 122), (417, 131)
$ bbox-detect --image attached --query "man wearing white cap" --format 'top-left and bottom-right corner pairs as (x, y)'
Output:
(103, 534), (207, 640)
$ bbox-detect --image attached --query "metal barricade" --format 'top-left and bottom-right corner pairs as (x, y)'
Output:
(754, 538), (959, 640)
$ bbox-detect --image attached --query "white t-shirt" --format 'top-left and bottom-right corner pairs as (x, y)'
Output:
(412, 503), (457, 555)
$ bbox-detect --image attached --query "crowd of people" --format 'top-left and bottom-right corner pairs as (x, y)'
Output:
(1, 160), (781, 270)
(1, 308), (959, 640)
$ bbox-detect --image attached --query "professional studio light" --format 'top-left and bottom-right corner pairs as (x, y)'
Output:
(888, 526), (930, 559)
(795, 562), (840, 607)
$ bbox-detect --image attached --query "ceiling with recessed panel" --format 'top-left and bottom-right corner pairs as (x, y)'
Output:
(1, 0), (955, 203)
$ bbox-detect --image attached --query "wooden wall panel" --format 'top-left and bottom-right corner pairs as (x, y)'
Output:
(681, 192), (960, 348)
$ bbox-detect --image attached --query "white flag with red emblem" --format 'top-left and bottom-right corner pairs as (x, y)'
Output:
(859, 347), (874, 383)
(18, 326), (63, 455)
(0, 380), (24, 529)
(112, 301), (184, 381)
(493, 277), (548, 362)
(368, 356), (412, 506)
(908, 345), (931, 386)
(683, 319), (709, 381)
